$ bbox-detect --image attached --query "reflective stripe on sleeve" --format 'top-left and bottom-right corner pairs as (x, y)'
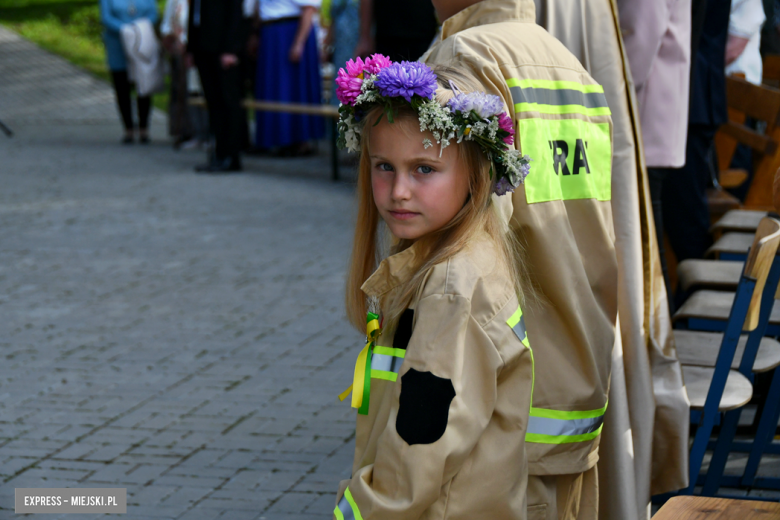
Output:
(333, 487), (363, 520)
(506, 306), (530, 347)
(370, 346), (405, 382)
(507, 78), (611, 117)
(526, 403), (608, 444)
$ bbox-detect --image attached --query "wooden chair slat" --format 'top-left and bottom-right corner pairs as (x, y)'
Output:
(710, 209), (767, 234)
(719, 122), (777, 154)
(675, 330), (780, 373)
(673, 289), (780, 325)
(707, 232), (754, 257)
(683, 365), (753, 410)
(726, 75), (780, 123)
(677, 260), (743, 292)
(719, 168), (749, 188)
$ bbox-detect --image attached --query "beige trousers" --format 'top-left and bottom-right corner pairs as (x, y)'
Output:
(527, 466), (599, 520)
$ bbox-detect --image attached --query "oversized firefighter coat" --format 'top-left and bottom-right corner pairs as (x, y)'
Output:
(424, 0), (619, 477)
(334, 237), (534, 520)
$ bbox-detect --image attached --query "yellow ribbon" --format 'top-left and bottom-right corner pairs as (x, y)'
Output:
(339, 314), (380, 411)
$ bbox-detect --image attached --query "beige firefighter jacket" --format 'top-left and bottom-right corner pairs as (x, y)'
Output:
(425, 0), (618, 476)
(334, 237), (534, 520)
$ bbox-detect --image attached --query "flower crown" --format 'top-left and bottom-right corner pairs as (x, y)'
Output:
(335, 55), (531, 196)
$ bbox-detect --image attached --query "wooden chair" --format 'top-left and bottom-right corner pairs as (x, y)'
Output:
(672, 217), (780, 496)
(710, 77), (780, 211)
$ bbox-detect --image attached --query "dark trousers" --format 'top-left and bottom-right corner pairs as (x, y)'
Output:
(194, 52), (243, 159)
(110, 70), (151, 131)
(661, 124), (716, 264)
(648, 167), (675, 311)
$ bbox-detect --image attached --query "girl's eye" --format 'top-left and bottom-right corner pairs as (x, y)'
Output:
(377, 163), (393, 172)
(417, 165), (434, 174)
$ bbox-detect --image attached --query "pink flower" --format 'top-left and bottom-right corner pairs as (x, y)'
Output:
(336, 69), (363, 105)
(345, 56), (367, 77)
(498, 112), (515, 145)
(364, 54), (392, 74)
(336, 56), (368, 106)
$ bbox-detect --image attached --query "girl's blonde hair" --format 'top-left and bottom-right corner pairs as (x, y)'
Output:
(345, 66), (529, 332)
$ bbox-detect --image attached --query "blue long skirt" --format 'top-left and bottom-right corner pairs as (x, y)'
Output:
(255, 19), (325, 149)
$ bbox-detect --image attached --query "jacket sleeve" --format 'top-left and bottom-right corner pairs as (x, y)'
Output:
(335, 294), (503, 520)
(100, 0), (125, 33)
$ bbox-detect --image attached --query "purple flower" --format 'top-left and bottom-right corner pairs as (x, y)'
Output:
(375, 62), (437, 102)
(494, 177), (515, 196)
(498, 112), (514, 145)
(447, 92), (504, 118)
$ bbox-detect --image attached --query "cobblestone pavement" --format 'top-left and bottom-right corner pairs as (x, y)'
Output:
(0, 26), (359, 519)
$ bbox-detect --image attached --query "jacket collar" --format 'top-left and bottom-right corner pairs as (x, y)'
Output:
(441, 0), (536, 40)
(361, 242), (422, 298)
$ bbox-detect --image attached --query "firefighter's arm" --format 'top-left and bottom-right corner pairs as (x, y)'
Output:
(334, 294), (503, 520)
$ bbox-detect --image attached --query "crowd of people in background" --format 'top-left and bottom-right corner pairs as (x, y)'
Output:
(97, 0), (779, 268)
(98, 0), (439, 174)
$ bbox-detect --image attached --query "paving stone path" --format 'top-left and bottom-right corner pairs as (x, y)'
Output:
(0, 25), (358, 519)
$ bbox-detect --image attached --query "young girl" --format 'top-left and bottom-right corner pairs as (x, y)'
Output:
(333, 57), (535, 520)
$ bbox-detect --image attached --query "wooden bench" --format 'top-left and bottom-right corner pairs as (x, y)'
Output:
(653, 496), (780, 519)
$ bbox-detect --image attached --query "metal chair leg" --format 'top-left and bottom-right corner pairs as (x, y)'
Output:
(702, 408), (742, 495)
(742, 366), (780, 487)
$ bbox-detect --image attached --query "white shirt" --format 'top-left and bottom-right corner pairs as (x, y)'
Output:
(725, 0), (766, 85)
(244, 0), (259, 18)
(160, 0), (189, 42)
(259, 0), (320, 22)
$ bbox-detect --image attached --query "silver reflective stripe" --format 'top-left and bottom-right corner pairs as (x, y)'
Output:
(371, 353), (403, 374)
(509, 86), (609, 109)
(337, 494), (355, 520)
(512, 314), (527, 343)
(528, 414), (604, 437)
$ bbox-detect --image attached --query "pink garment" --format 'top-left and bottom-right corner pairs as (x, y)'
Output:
(620, 0), (692, 168)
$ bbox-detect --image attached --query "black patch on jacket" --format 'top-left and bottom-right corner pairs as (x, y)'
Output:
(396, 368), (456, 445)
(393, 309), (414, 350)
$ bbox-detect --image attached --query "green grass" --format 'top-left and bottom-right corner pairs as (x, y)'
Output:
(0, 0), (169, 110)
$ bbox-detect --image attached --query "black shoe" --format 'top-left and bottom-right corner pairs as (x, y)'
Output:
(139, 133), (150, 145)
(122, 134), (134, 144)
(195, 156), (241, 174)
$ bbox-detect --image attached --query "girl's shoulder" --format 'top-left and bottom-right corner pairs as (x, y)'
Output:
(418, 236), (516, 324)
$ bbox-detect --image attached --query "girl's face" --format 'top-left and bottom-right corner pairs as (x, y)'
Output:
(369, 117), (470, 241)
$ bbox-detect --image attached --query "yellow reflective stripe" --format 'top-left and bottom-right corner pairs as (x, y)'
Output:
(514, 103), (611, 117)
(526, 425), (603, 444)
(526, 402), (607, 444)
(334, 506), (345, 520)
(507, 306), (523, 328)
(530, 401), (608, 420)
(506, 305), (530, 347)
(372, 346), (405, 358)
(371, 369), (398, 382)
(516, 118), (612, 203)
(506, 78), (605, 94)
(344, 488), (363, 520)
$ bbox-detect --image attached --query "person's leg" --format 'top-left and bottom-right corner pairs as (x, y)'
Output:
(648, 167), (674, 312)
(137, 95), (151, 143)
(662, 124), (715, 264)
(110, 70), (134, 141)
(195, 52), (226, 164)
(219, 62), (243, 165)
